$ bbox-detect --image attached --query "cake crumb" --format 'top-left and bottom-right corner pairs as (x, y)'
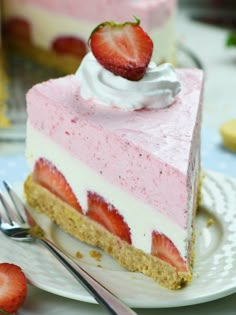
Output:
(29, 225), (45, 238)
(206, 218), (215, 227)
(76, 251), (84, 259)
(89, 250), (102, 262)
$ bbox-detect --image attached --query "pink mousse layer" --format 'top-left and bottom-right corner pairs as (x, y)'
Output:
(26, 69), (203, 228)
(15, 0), (176, 29)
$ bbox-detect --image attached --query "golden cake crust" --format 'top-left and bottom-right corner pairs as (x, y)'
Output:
(24, 174), (193, 290)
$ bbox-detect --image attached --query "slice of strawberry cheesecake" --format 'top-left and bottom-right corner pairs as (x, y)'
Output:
(2, 0), (176, 73)
(24, 19), (204, 290)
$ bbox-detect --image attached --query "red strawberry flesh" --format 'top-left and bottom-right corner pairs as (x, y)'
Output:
(87, 192), (131, 244)
(90, 18), (153, 81)
(151, 231), (189, 273)
(0, 263), (27, 314)
(33, 158), (82, 213)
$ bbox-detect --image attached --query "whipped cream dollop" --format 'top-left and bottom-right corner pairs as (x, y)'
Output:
(76, 52), (181, 110)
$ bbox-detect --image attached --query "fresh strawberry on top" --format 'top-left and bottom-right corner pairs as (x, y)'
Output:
(89, 17), (153, 81)
(151, 231), (189, 273)
(87, 192), (131, 244)
(33, 158), (82, 213)
(0, 263), (27, 314)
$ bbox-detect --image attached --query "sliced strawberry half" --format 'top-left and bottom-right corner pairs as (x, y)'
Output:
(33, 158), (82, 213)
(89, 17), (153, 81)
(151, 231), (189, 272)
(3, 17), (31, 42)
(52, 36), (88, 58)
(0, 263), (27, 314)
(87, 192), (131, 244)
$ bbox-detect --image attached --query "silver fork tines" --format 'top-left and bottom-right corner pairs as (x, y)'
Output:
(0, 182), (137, 315)
(3, 181), (26, 223)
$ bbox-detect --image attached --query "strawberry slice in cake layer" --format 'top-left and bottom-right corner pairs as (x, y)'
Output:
(24, 18), (204, 290)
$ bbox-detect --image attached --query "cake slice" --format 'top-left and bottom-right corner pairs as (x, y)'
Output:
(24, 19), (204, 290)
(2, 0), (176, 73)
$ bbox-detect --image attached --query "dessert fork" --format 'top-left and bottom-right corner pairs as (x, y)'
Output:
(0, 181), (137, 315)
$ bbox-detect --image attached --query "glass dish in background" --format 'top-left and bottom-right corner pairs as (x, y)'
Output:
(1, 53), (62, 141)
(179, 0), (235, 9)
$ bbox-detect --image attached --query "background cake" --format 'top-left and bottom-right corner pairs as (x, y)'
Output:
(1, 0), (177, 130)
(2, 0), (177, 73)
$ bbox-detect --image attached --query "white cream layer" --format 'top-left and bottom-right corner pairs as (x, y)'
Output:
(3, 0), (175, 64)
(26, 123), (191, 260)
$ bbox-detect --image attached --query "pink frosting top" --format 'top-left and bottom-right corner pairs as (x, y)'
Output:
(17, 0), (176, 29)
(26, 68), (203, 228)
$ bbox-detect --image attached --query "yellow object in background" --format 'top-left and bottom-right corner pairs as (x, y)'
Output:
(220, 119), (236, 152)
(0, 104), (10, 127)
(0, 51), (10, 128)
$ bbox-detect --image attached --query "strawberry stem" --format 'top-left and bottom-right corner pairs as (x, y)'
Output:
(88, 16), (141, 45)
(0, 310), (11, 315)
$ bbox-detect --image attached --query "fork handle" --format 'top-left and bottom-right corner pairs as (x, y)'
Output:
(37, 238), (137, 315)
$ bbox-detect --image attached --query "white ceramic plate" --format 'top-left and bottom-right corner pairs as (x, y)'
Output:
(0, 170), (236, 308)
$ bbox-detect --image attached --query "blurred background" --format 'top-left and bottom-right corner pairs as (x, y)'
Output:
(178, 0), (236, 176)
